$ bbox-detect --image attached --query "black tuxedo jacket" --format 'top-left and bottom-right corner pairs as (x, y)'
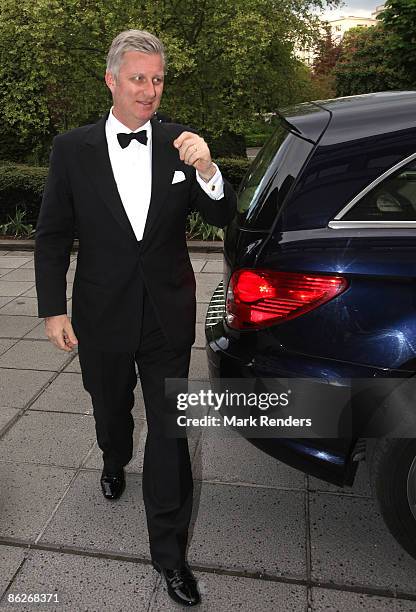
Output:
(35, 114), (237, 352)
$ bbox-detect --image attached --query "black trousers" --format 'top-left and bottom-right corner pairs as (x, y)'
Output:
(78, 288), (193, 569)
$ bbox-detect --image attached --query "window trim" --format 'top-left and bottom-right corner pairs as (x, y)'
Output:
(328, 151), (416, 229)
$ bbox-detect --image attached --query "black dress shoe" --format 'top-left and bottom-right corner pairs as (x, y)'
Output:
(152, 561), (200, 606)
(100, 468), (125, 500)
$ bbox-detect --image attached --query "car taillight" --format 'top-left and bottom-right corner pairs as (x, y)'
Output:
(225, 269), (348, 330)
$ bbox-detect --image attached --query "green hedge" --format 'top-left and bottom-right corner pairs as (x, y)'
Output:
(216, 157), (250, 191)
(0, 162), (48, 226)
(0, 157), (251, 230)
(245, 133), (269, 148)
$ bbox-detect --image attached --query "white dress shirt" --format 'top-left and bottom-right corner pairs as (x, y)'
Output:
(105, 108), (225, 241)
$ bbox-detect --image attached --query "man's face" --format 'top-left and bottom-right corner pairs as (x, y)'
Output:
(105, 51), (164, 130)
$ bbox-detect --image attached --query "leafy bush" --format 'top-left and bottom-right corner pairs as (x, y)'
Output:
(216, 157), (250, 192)
(0, 208), (35, 238)
(186, 211), (224, 241)
(0, 163), (47, 225)
(245, 133), (268, 148)
(208, 132), (247, 158)
(0, 157), (251, 239)
(185, 158), (250, 240)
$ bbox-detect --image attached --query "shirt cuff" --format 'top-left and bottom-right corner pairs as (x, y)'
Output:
(196, 163), (225, 200)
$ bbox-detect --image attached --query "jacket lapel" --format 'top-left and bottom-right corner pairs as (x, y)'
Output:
(79, 113), (178, 244)
(79, 113), (137, 241)
(141, 117), (178, 242)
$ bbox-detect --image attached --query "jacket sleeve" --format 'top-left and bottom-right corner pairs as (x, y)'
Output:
(34, 135), (75, 318)
(189, 170), (237, 228)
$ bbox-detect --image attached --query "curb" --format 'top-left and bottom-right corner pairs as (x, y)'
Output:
(0, 239), (224, 254)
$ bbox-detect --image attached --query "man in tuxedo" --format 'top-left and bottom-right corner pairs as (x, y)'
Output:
(35, 29), (236, 607)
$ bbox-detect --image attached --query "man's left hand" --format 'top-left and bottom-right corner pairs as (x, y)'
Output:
(173, 132), (216, 182)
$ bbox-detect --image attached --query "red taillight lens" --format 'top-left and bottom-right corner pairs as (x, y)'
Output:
(226, 269), (348, 330)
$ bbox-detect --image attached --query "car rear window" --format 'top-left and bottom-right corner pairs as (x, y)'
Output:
(237, 121), (314, 230)
(279, 131), (416, 231)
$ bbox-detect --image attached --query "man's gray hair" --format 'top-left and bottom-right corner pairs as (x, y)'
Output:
(106, 30), (166, 78)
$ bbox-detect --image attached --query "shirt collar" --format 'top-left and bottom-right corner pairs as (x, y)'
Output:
(107, 106), (152, 140)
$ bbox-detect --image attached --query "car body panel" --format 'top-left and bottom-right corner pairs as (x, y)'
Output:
(206, 91), (416, 487)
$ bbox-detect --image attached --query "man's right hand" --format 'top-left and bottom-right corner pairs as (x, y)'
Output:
(44, 314), (78, 352)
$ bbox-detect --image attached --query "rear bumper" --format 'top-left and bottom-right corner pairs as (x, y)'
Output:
(206, 322), (360, 486)
(205, 280), (412, 486)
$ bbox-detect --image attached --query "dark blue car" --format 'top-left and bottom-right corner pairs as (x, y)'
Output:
(205, 91), (416, 560)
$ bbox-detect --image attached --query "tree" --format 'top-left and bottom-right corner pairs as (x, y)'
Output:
(308, 23), (342, 99)
(0, 0), (341, 162)
(312, 23), (341, 75)
(0, 0), (134, 161)
(334, 24), (406, 97)
(381, 0), (416, 87)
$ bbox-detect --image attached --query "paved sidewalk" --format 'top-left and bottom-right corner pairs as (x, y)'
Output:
(0, 250), (416, 611)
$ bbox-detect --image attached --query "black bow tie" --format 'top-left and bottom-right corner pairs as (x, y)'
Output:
(117, 130), (148, 149)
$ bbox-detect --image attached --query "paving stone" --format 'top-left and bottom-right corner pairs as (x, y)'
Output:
(0, 463), (74, 540)
(0, 338), (16, 355)
(62, 354), (81, 373)
(0, 269), (13, 278)
(189, 349), (209, 380)
(190, 259), (206, 272)
(194, 323), (206, 348)
(23, 321), (49, 340)
(310, 492), (416, 594)
(0, 407), (20, 431)
(396, 599), (416, 611)
(194, 429), (305, 489)
(0, 251), (34, 257)
(0, 281), (34, 297)
(0, 411), (95, 467)
(39, 471), (150, 557)
(1, 550), (157, 611)
(201, 259), (223, 273)
(195, 274), (223, 303)
(21, 285), (37, 298)
(0, 257), (32, 269)
(0, 340), (71, 371)
(0, 315), (39, 338)
(196, 272), (223, 284)
(0, 296), (14, 307)
(0, 545), (27, 598)
(188, 482), (306, 577)
(153, 570), (306, 611)
(311, 587), (414, 611)
(0, 268), (35, 282)
(0, 368), (53, 408)
(196, 302), (208, 323)
(20, 260), (36, 269)
(0, 296), (39, 316)
(190, 252), (224, 260)
(308, 461), (371, 497)
(29, 372), (92, 414)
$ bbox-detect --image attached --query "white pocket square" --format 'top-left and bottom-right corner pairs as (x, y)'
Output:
(172, 170), (186, 184)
